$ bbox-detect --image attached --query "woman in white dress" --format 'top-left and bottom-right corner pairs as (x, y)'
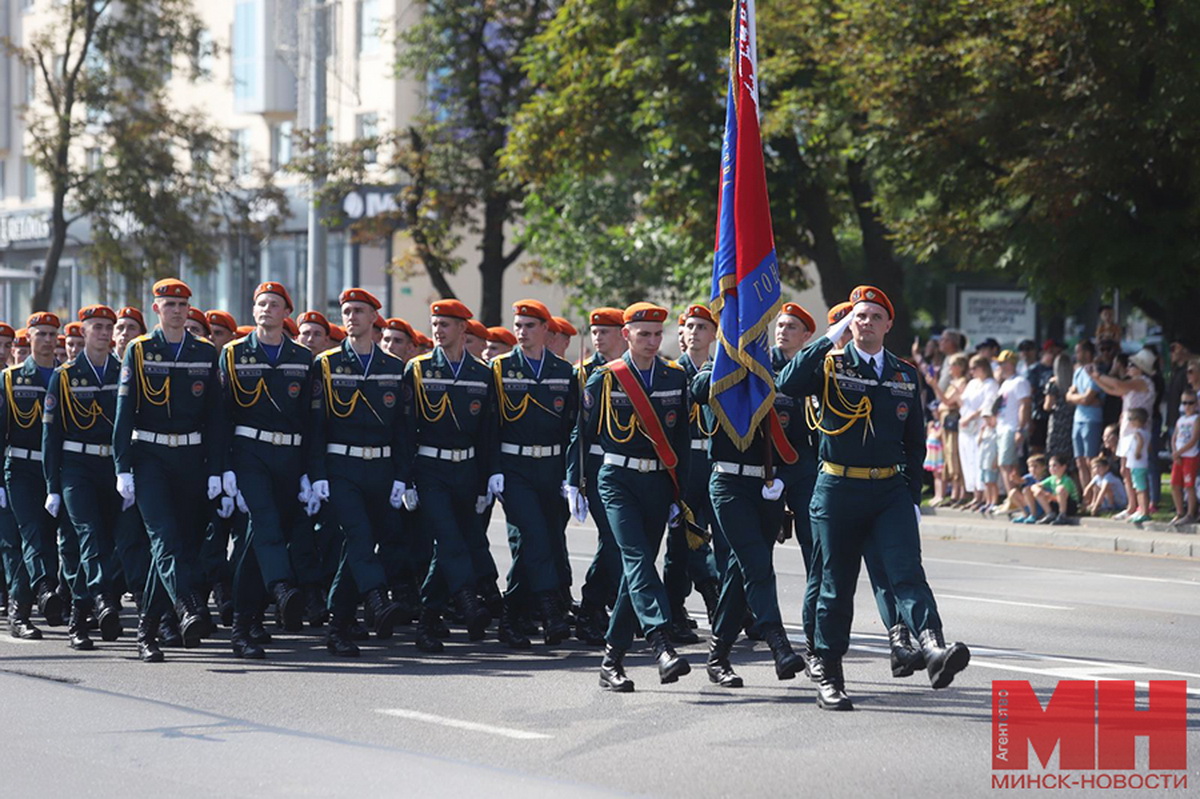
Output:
(958, 354), (999, 509)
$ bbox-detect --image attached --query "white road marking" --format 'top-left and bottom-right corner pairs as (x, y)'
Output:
(375, 709), (551, 740)
(934, 593), (1072, 611)
(924, 556), (1200, 586)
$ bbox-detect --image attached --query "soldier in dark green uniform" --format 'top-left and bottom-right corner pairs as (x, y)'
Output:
(307, 288), (406, 657)
(43, 305), (150, 650)
(113, 278), (223, 661)
(490, 299), (577, 648)
(568, 302), (693, 692)
(0, 322), (19, 626)
(1, 313), (65, 636)
(777, 285), (970, 710)
(403, 299), (500, 652)
(571, 307), (627, 645)
(216, 282), (311, 658)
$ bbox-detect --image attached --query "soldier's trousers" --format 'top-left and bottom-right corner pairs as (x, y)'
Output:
(327, 456), (393, 606)
(134, 445), (208, 615)
(61, 452), (147, 601)
(809, 473), (942, 658)
(599, 465), (673, 649)
(580, 457), (620, 610)
(0, 507), (29, 604)
(416, 458), (481, 608)
(664, 451), (719, 611)
(502, 458), (565, 598)
(6, 461), (57, 593)
(710, 471), (786, 644)
(234, 444), (303, 596)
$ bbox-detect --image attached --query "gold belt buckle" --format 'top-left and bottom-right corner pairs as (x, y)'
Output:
(869, 467), (880, 479)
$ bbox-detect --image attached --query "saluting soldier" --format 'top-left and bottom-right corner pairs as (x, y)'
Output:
(307, 288), (407, 657)
(777, 286), (970, 710)
(216, 282), (311, 659)
(113, 278), (223, 661)
(403, 299), (501, 652)
(490, 299), (578, 648)
(568, 302), (693, 692)
(43, 305), (151, 651)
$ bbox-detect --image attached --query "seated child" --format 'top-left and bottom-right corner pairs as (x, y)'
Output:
(1084, 455), (1128, 515)
(1030, 453), (1081, 525)
(1013, 454), (1049, 523)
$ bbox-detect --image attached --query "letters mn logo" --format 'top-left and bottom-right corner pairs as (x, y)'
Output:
(993, 681), (1188, 770)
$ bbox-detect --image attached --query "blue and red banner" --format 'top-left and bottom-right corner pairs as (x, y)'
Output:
(709, 0), (782, 450)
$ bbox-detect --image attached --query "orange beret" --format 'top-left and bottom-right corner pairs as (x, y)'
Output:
(848, 285), (893, 319)
(589, 307), (625, 327)
(623, 302), (668, 324)
(235, 325), (255, 336)
(117, 307), (147, 332)
(78, 305), (117, 324)
(372, 314), (385, 329)
(56, 335), (66, 347)
(430, 298), (472, 320)
(206, 310), (237, 333)
(414, 332), (432, 348)
(486, 326), (517, 346)
(681, 304), (715, 326)
(780, 303), (815, 332)
(254, 281), (294, 311)
(339, 288), (382, 310)
(552, 316), (577, 336)
(0, 323), (14, 339)
(64, 322), (84, 337)
(283, 317), (299, 337)
(385, 317), (415, 337)
(27, 311), (60, 330)
(152, 278), (192, 299)
(465, 318), (489, 339)
(14, 328), (29, 346)
(328, 324), (347, 342)
(187, 307), (211, 335)
(298, 311), (331, 333)
(827, 301), (853, 324)
(512, 299), (551, 322)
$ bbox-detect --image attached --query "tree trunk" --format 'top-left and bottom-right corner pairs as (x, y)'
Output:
(477, 195), (508, 325)
(32, 143), (72, 311)
(846, 156), (911, 345)
(773, 136), (849, 309)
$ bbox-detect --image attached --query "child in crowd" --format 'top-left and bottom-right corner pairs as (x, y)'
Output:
(1116, 407), (1152, 523)
(924, 418), (945, 506)
(1169, 389), (1200, 525)
(1101, 423), (1120, 460)
(1084, 455), (1128, 516)
(978, 410), (1001, 513)
(1095, 305), (1123, 342)
(1013, 453), (1050, 524)
(1031, 453), (1081, 525)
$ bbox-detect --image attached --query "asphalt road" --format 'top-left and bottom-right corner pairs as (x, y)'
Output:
(2, 517), (1198, 798)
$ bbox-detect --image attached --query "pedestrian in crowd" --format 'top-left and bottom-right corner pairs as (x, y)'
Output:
(1115, 408), (1152, 523)
(1095, 304), (1122, 343)
(1100, 423), (1120, 460)
(977, 406), (1000, 513)
(936, 328), (965, 393)
(1016, 339), (1038, 379)
(1030, 453), (1080, 525)
(1012, 453), (1050, 524)
(1169, 388), (1200, 525)
(1066, 340), (1105, 490)
(1027, 341), (1060, 453)
(958, 354), (998, 510)
(1165, 339), (1195, 435)
(994, 350), (1032, 514)
(1094, 339), (1124, 428)
(1083, 456), (1128, 517)
(923, 352), (968, 506)
(1091, 349), (1155, 519)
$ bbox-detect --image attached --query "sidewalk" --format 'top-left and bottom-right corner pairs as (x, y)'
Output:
(919, 507), (1200, 560)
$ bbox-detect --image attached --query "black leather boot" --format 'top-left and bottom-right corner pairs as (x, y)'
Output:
(159, 610), (184, 647)
(695, 580), (720, 626)
(498, 598), (531, 649)
(415, 609), (445, 653)
(538, 591), (570, 646)
(762, 624), (804, 680)
(599, 645), (635, 692)
(478, 579), (504, 622)
(742, 609), (762, 640)
(389, 581), (420, 625)
(35, 579), (64, 627)
(706, 638), (743, 688)
(918, 629), (970, 689)
(272, 581), (304, 632)
(574, 601), (608, 646)
(815, 656), (853, 711)
(248, 611), (273, 644)
(346, 617), (371, 641)
(8, 602), (43, 639)
(137, 612), (165, 663)
(231, 612), (266, 659)
(803, 636), (824, 683)
(94, 593), (122, 641)
(303, 585), (329, 627)
(68, 601), (95, 651)
(212, 580), (234, 627)
(646, 627), (691, 684)
(668, 605), (700, 644)
(363, 587), (402, 640)
(453, 587), (490, 642)
(889, 623), (925, 678)
(175, 593), (211, 646)
(192, 591), (216, 637)
(325, 616), (360, 657)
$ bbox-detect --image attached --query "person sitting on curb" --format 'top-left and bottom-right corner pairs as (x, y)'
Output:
(1030, 454), (1080, 525)
(1012, 454), (1049, 524)
(1083, 455), (1128, 517)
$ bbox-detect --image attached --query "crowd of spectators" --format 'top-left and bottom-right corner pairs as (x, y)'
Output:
(911, 311), (1199, 529)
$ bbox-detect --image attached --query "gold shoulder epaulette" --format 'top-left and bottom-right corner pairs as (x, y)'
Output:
(318, 345), (342, 359)
(411, 352), (434, 364)
(230, 336), (250, 348)
(132, 334), (152, 345)
(663, 359), (685, 371)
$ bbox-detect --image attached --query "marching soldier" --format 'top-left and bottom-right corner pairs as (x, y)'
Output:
(568, 302), (693, 692)
(381, 318), (418, 362)
(113, 308), (146, 359)
(43, 305), (150, 650)
(307, 288), (407, 657)
(0, 323), (16, 623)
(12, 328), (30, 364)
(63, 322), (85, 362)
(483, 327), (516, 361)
(113, 278), (223, 661)
(402, 299), (500, 652)
(297, 311), (332, 355)
(777, 286), (970, 710)
(206, 311), (238, 350)
(216, 282), (311, 658)
(465, 319), (489, 361)
(490, 299), (577, 648)
(548, 317), (576, 359)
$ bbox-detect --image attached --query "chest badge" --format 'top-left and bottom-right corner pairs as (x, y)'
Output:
(896, 401), (909, 421)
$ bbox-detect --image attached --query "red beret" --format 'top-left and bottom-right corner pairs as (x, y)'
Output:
(780, 302), (815, 332)
(328, 324), (347, 342)
(589, 307), (625, 327)
(117, 307), (147, 332)
(827, 301), (853, 325)
(298, 311), (331, 334)
(206, 310), (237, 333)
(552, 316), (578, 336)
(465, 318), (489, 339)
(27, 311), (60, 330)
(187, 307), (211, 335)
(14, 328), (29, 346)
(430, 299), (472, 320)
(512, 299), (551, 322)
(283, 317), (299, 337)
(56, 335), (66, 347)
(339, 288), (382, 310)
(486, 326), (517, 346)
(680, 304), (715, 326)
(623, 302), (668, 324)
(152, 278), (192, 299)
(372, 314), (385, 329)
(64, 322), (84, 337)
(414, 331), (432, 348)
(254, 281), (294, 311)
(0, 323), (14, 339)
(235, 325), (255, 336)
(385, 317), (415, 337)
(78, 305), (118, 324)
(848, 285), (894, 319)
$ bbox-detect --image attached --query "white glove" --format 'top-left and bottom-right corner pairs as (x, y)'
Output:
(825, 310), (853, 344)
(914, 504), (922, 527)
(44, 493), (62, 518)
(565, 485), (588, 523)
(312, 479), (330, 502)
(235, 491), (249, 514)
(561, 480), (571, 499)
(0, 487), (6, 509)
(390, 480), (406, 510)
(761, 479), (784, 501)
(217, 496), (235, 519)
(487, 473), (504, 497)
(116, 473), (136, 502)
(305, 496), (322, 517)
(403, 487), (420, 511)
(668, 503), (681, 526)
(207, 475), (222, 500)
(298, 474), (313, 504)
(475, 494), (493, 514)
(120, 494), (135, 512)
(222, 470), (238, 498)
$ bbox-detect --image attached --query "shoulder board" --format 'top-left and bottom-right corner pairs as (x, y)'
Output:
(380, 350), (404, 365)
(493, 351), (514, 363)
(194, 336), (213, 346)
(318, 346), (342, 360)
(132, 334), (153, 345)
(230, 336), (250, 348)
(829, 348), (845, 357)
(663, 359), (685, 371)
(410, 353), (434, 364)
(471, 355), (488, 367)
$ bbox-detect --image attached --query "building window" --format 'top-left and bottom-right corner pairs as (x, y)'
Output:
(357, 0), (382, 56)
(21, 158), (37, 199)
(86, 148), (102, 172)
(230, 129), (251, 178)
(271, 121), (294, 170)
(356, 112), (379, 164)
(232, 1), (258, 101)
